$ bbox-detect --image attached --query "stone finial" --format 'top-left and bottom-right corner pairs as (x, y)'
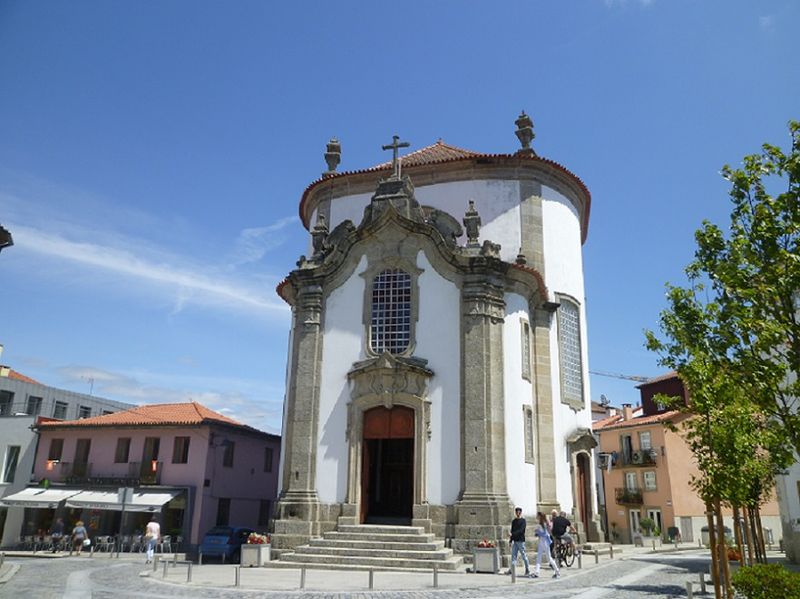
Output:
(324, 138), (341, 176)
(515, 111), (536, 155)
(515, 248), (527, 265)
(311, 213), (329, 256)
(463, 200), (482, 247)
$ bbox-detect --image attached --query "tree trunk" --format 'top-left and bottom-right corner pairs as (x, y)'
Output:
(732, 504), (744, 559)
(747, 504), (762, 564)
(742, 505), (755, 566)
(715, 498), (732, 599)
(755, 506), (767, 563)
(706, 503), (722, 599)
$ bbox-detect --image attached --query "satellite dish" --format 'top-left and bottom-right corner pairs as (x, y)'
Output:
(600, 394), (609, 406)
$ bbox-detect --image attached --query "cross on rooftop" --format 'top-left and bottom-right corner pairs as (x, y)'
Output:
(382, 135), (410, 179)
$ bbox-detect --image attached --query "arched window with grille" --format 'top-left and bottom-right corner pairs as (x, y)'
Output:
(370, 268), (412, 354)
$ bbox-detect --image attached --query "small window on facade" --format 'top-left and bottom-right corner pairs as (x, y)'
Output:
(263, 446), (273, 472)
(520, 319), (531, 381)
(625, 471), (638, 491)
(102, 410), (113, 415)
(172, 437), (191, 464)
(48, 438), (64, 461)
(78, 405), (91, 419)
(523, 405), (535, 464)
(53, 401), (68, 419)
(115, 438), (131, 463)
(3, 446), (21, 483)
(621, 434), (633, 464)
(643, 470), (657, 491)
(216, 498), (231, 526)
(258, 499), (271, 526)
(639, 431), (652, 451)
(557, 298), (584, 405)
(26, 396), (43, 416)
(223, 441), (235, 467)
(370, 269), (412, 355)
(0, 390), (14, 416)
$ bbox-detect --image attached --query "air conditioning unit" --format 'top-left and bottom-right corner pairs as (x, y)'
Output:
(631, 450), (644, 465)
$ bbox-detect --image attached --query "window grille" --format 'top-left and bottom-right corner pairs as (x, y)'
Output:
(521, 320), (532, 380)
(558, 299), (584, 404)
(370, 269), (412, 354)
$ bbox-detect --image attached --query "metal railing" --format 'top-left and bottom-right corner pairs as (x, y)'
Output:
(615, 487), (644, 505)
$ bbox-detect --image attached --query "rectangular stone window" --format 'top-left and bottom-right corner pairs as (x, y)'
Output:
(370, 269), (412, 354)
(639, 431), (652, 451)
(172, 436), (190, 464)
(557, 297), (584, 407)
(258, 499), (271, 526)
(2, 446), (20, 483)
(48, 438), (63, 461)
(223, 441), (235, 467)
(216, 497), (231, 526)
(523, 405), (535, 464)
(643, 470), (657, 491)
(264, 446), (273, 472)
(26, 396), (43, 416)
(0, 390), (13, 416)
(78, 405), (91, 419)
(520, 318), (531, 381)
(53, 401), (68, 419)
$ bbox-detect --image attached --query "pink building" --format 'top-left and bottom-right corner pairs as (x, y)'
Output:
(18, 402), (279, 550)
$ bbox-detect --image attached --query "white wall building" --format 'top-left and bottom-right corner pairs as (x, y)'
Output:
(272, 115), (602, 555)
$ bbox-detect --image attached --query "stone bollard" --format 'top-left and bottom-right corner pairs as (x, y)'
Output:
(235, 565), (241, 587)
(652, 539), (657, 551)
(300, 566), (306, 589)
(510, 561), (516, 583)
(153, 555), (159, 572)
(162, 561), (168, 579)
(186, 562), (192, 583)
(594, 551), (599, 565)
(369, 568), (374, 590)
(433, 563), (439, 589)
(198, 552), (203, 566)
(686, 580), (694, 599)
(699, 571), (706, 593)
(1, 551), (4, 569)
(577, 551), (582, 569)
(610, 545), (614, 559)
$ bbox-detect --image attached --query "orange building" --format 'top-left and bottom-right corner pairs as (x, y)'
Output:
(594, 372), (782, 545)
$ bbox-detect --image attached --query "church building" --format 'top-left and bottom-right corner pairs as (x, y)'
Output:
(272, 113), (601, 558)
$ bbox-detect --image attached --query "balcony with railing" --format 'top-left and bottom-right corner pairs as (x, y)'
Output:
(40, 460), (163, 485)
(621, 449), (658, 467)
(615, 487), (644, 505)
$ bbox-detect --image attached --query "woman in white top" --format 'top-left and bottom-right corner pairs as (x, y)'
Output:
(144, 517), (160, 564)
(532, 511), (560, 578)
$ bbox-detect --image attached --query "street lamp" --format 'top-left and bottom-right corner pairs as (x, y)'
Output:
(0, 224), (13, 253)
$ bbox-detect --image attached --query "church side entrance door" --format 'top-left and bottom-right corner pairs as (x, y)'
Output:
(361, 406), (414, 525)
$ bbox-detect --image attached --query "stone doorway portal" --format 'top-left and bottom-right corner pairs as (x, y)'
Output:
(361, 406), (414, 524)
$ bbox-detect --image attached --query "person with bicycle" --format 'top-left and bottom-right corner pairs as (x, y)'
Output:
(550, 510), (575, 565)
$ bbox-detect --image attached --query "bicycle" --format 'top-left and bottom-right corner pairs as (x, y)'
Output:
(554, 536), (576, 567)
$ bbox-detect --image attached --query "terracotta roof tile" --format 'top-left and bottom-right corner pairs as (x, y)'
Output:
(1, 366), (41, 385)
(37, 401), (246, 429)
(372, 140), (481, 169)
(593, 409), (684, 432)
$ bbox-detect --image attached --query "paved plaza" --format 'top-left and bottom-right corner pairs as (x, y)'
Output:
(0, 546), (744, 598)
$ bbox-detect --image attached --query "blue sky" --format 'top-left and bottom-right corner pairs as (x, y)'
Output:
(0, 1), (797, 433)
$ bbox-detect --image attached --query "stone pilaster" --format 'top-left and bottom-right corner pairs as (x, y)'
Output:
(532, 306), (559, 514)
(453, 272), (514, 554)
(272, 280), (325, 551)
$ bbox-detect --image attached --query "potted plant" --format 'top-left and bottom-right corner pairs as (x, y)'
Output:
(639, 518), (662, 547)
(472, 538), (500, 574)
(240, 532), (271, 567)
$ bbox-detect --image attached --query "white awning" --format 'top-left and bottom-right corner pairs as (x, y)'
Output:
(65, 489), (180, 512)
(0, 487), (81, 508)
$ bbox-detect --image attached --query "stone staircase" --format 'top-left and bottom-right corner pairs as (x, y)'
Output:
(268, 524), (464, 572)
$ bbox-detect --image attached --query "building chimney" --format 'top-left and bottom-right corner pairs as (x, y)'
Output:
(622, 403), (634, 421)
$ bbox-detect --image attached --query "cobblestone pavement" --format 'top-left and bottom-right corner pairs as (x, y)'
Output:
(0, 551), (714, 598)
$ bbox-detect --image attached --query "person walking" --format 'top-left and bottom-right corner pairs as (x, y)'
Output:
(144, 516), (160, 564)
(506, 507), (531, 577)
(70, 520), (88, 556)
(50, 518), (64, 553)
(532, 511), (560, 579)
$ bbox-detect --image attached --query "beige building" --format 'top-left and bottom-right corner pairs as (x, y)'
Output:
(594, 372), (782, 545)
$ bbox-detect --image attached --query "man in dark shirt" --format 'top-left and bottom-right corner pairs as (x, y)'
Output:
(550, 510), (573, 558)
(507, 507), (531, 576)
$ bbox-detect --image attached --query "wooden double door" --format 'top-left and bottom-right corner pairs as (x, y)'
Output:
(361, 406), (414, 524)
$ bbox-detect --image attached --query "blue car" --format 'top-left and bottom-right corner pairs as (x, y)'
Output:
(199, 526), (254, 563)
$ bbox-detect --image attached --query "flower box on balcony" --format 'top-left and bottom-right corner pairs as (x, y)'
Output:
(240, 543), (270, 567)
(472, 546), (500, 574)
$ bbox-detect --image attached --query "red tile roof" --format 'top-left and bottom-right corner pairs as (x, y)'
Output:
(37, 401), (245, 429)
(0, 366), (41, 385)
(593, 409), (684, 432)
(299, 140), (592, 243)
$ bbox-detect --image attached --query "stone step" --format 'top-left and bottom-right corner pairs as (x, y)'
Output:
(276, 552), (463, 571)
(323, 531), (435, 543)
(336, 524), (426, 536)
(295, 545), (454, 560)
(309, 538), (445, 551)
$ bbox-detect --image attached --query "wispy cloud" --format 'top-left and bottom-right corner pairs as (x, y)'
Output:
(759, 15), (775, 33)
(232, 216), (300, 264)
(10, 223), (288, 316)
(56, 364), (284, 433)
